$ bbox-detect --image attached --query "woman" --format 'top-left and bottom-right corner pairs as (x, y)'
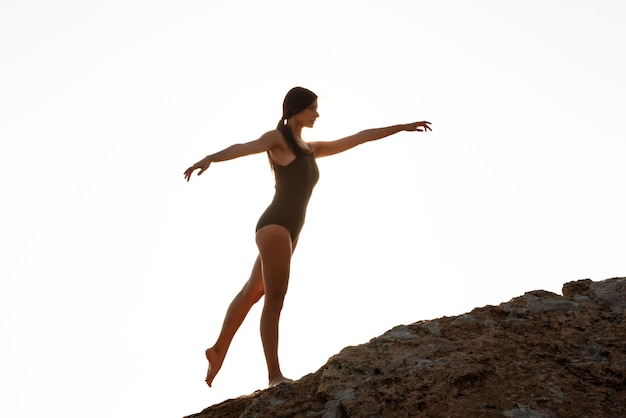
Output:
(184, 87), (431, 388)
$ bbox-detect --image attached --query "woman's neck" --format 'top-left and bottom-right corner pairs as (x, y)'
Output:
(287, 121), (304, 141)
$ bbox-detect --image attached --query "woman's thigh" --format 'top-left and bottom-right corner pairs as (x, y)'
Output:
(255, 224), (293, 299)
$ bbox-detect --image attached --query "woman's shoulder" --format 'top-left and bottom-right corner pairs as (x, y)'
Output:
(257, 129), (290, 154)
(260, 129), (285, 143)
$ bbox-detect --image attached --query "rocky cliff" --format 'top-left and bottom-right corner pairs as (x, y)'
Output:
(185, 278), (625, 418)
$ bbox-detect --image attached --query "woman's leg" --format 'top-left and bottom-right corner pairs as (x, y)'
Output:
(205, 256), (265, 386)
(255, 224), (294, 387)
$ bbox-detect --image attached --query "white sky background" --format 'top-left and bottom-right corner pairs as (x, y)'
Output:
(1, 1), (624, 417)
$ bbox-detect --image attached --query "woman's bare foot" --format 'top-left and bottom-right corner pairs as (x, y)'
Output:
(268, 375), (293, 388)
(205, 347), (224, 387)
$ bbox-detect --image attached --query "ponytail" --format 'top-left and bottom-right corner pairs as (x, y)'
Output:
(276, 118), (308, 156)
(267, 87), (317, 166)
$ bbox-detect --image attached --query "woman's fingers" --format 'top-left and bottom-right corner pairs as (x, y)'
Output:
(184, 162), (210, 181)
(184, 167), (196, 181)
(417, 121), (432, 131)
(405, 121), (432, 132)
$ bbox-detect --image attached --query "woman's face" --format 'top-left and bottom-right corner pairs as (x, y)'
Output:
(293, 99), (319, 128)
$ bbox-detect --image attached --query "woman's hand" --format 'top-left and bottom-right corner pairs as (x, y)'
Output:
(184, 156), (212, 182)
(404, 121), (432, 132)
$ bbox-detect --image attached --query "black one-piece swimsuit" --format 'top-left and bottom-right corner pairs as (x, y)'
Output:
(255, 151), (319, 241)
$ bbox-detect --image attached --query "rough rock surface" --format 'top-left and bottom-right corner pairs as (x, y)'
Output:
(185, 278), (625, 417)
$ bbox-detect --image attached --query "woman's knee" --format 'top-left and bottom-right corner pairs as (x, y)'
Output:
(263, 273), (289, 309)
(238, 258), (265, 301)
(263, 289), (287, 311)
(240, 283), (264, 305)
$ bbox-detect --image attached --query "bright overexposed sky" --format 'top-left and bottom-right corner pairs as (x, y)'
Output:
(1, 1), (624, 417)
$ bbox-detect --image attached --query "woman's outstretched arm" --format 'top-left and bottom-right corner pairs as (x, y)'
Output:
(310, 121), (431, 158)
(184, 130), (284, 181)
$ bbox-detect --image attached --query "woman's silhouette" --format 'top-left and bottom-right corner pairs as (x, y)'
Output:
(184, 87), (431, 387)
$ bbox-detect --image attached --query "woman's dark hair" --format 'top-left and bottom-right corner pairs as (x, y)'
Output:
(276, 87), (317, 155)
